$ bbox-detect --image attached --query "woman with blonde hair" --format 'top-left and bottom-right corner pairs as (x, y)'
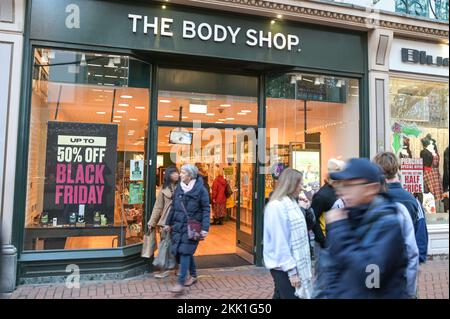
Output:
(263, 168), (313, 299)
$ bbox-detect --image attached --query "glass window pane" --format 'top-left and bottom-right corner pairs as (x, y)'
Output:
(389, 77), (449, 222)
(24, 48), (150, 251)
(265, 73), (360, 200)
(157, 68), (258, 125)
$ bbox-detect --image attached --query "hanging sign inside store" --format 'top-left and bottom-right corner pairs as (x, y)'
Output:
(400, 158), (424, 194)
(43, 121), (118, 226)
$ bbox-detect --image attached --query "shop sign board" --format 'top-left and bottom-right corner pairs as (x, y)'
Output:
(400, 158), (424, 194)
(30, 0), (366, 73)
(43, 121), (118, 226)
(391, 38), (449, 77)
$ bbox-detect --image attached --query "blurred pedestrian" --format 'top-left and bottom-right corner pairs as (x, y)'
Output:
(310, 158), (345, 298)
(263, 168), (313, 299)
(373, 152), (420, 298)
(323, 158), (408, 298)
(165, 164), (210, 294)
(374, 151), (428, 266)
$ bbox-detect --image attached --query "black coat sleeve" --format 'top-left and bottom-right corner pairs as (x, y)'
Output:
(311, 193), (335, 246)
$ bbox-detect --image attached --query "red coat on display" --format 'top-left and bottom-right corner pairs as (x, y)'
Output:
(212, 175), (227, 205)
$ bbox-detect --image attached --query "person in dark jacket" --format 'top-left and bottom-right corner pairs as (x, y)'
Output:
(310, 158), (345, 298)
(165, 164), (210, 294)
(373, 152), (428, 264)
(322, 158), (408, 299)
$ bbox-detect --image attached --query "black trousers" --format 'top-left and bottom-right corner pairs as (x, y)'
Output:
(270, 269), (296, 299)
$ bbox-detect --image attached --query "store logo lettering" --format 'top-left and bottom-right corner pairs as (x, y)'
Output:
(128, 14), (301, 52)
(65, 4), (80, 29)
(401, 48), (449, 67)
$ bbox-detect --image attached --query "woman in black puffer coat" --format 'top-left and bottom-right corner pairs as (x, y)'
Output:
(165, 164), (210, 294)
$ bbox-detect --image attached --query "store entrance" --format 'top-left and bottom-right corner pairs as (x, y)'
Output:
(155, 126), (256, 264)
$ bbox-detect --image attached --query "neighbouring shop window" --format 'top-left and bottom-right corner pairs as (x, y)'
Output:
(389, 77), (449, 224)
(265, 73), (360, 200)
(24, 48), (150, 251)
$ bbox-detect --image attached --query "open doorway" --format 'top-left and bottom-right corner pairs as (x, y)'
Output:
(155, 126), (256, 265)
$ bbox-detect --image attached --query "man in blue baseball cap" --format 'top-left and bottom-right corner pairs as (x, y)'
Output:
(319, 158), (408, 299)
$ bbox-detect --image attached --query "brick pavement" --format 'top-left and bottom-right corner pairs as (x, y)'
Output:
(9, 257), (448, 299)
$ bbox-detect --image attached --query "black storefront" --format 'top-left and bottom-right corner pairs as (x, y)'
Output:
(12, 0), (368, 283)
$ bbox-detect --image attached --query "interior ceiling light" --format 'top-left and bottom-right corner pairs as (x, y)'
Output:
(116, 110), (127, 113)
(96, 111), (106, 115)
(41, 51), (49, 64)
(160, 99), (171, 103)
(220, 104), (231, 107)
(189, 103), (207, 114)
(164, 115), (174, 118)
(118, 103), (129, 107)
(135, 106), (145, 109)
(114, 115), (122, 118)
(107, 58), (115, 68)
(113, 120), (120, 123)
(206, 113), (215, 116)
(241, 110), (252, 113)
(237, 112), (246, 115)
(120, 95), (133, 99)
(225, 117), (235, 120)
(129, 118), (137, 121)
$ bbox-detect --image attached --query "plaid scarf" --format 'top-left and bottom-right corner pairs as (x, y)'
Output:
(280, 196), (313, 299)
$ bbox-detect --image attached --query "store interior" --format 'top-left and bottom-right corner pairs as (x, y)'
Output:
(25, 48), (363, 255)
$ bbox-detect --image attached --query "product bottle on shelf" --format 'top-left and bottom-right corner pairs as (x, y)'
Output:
(77, 204), (85, 224)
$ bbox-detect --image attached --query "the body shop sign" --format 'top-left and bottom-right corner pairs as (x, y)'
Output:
(128, 15), (301, 52)
(400, 158), (424, 194)
(43, 122), (117, 225)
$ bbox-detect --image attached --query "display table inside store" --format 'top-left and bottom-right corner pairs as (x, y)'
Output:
(24, 225), (127, 250)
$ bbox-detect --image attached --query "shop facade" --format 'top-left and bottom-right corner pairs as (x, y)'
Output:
(387, 37), (449, 254)
(11, 0), (369, 283)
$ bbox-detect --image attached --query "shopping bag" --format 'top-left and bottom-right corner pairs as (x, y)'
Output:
(153, 231), (176, 270)
(141, 228), (157, 258)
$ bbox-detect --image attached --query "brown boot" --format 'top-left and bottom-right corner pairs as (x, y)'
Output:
(184, 276), (198, 287)
(169, 283), (185, 294)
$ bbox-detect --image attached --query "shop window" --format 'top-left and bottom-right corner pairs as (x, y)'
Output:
(265, 73), (360, 200)
(389, 77), (449, 223)
(157, 68), (258, 126)
(24, 48), (150, 251)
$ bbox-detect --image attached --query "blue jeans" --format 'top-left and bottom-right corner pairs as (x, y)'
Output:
(178, 254), (197, 285)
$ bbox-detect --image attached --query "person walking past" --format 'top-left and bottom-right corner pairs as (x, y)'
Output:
(148, 166), (179, 278)
(263, 168), (313, 299)
(310, 158), (345, 297)
(373, 152), (420, 298)
(323, 158), (408, 299)
(212, 171), (227, 225)
(165, 164), (210, 294)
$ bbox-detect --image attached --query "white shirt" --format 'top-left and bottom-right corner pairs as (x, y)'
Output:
(263, 200), (297, 275)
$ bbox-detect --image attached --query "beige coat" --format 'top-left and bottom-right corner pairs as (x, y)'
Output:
(148, 185), (175, 227)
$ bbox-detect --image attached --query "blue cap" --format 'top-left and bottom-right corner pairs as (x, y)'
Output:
(329, 158), (382, 183)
